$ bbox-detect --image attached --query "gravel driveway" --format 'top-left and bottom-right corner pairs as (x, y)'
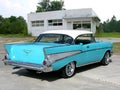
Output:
(0, 37), (120, 90)
(96, 38), (120, 42)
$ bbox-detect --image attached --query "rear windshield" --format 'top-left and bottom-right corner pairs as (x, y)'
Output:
(35, 34), (73, 44)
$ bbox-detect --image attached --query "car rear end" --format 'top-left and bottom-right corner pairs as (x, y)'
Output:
(3, 42), (57, 72)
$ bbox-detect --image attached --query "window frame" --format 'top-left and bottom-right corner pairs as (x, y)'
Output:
(73, 21), (91, 30)
(48, 19), (63, 26)
(35, 34), (74, 44)
(31, 20), (44, 27)
(75, 34), (96, 45)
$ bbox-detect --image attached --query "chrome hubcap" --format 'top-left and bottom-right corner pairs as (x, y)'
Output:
(105, 52), (110, 64)
(66, 62), (75, 76)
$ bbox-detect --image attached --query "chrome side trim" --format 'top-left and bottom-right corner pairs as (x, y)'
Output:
(3, 60), (53, 72)
(76, 60), (100, 68)
(46, 50), (81, 65)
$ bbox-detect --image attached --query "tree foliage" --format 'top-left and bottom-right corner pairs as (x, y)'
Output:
(102, 16), (120, 32)
(36, 0), (64, 12)
(0, 15), (27, 35)
(36, 0), (50, 12)
(48, 0), (64, 11)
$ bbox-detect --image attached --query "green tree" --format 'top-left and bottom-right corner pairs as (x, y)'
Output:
(95, 23), (103, 37)
(109, 16), (117, 32)
(36, 0), (50, 12)
(0, 15), (4, 33)
(17, 16), (27, 35)
(0, 15), (4, 24)
(0, 16), (10, 34)
(117, 20), (120, 32)
(102, 16), (120, 32)
(0, 15), (27, 35)
(9, 16), (18, 34)
(102, 19), (110, 32)
(48, 0), (64, 11)
(36, 0), (64, 12)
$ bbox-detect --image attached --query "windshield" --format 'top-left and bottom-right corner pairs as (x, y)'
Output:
(35, 34), (73, 44)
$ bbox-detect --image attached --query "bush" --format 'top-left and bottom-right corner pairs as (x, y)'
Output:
(0, 15), (28, 35)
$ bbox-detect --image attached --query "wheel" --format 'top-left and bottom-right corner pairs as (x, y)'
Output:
(61, 62), (76, 78)
(101, 52), (110, 65)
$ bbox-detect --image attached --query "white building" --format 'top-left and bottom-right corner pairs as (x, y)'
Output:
(27, 8), (100, 36)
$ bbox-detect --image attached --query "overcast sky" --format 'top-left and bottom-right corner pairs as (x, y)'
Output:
(0, 0), (120, 22)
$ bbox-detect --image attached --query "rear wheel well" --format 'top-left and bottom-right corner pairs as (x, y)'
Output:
(60, 61), (76, 78)
(101, 51), (111, 65)
(73, 61), (77, 67)
(105, 50), (111, 56)
(62, 61), (77, 69)
(107, 50), (110, 54)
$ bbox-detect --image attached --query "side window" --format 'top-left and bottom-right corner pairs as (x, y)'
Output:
(64, 35), (73, 44)
(75, 34), (95, 45)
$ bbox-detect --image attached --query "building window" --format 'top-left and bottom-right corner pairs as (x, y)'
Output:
(31, 20), (44, 27)
(82, 21), (91, 29)
(73, 21), (81, 29)
(73, 21), (91, 29)
(48, 19), (63, 26)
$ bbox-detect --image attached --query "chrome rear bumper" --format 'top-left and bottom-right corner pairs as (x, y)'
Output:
(3, 60), (53, 72)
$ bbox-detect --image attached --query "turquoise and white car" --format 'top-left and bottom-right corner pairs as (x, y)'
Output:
(3, 30), (113, 78)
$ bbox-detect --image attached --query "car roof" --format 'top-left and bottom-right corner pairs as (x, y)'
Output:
(42, 30), (93, 39)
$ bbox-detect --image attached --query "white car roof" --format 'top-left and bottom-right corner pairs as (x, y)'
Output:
(42, 30), (93, 39)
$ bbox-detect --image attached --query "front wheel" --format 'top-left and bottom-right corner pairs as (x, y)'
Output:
(101, 52), (110, 65)
(61, 62), (76, 78)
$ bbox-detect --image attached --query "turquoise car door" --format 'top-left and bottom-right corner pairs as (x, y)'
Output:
(75, 34), (102, 65)
(83, 42), (103, 63)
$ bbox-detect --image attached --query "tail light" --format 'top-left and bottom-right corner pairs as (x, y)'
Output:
(43, 60), (47, 65)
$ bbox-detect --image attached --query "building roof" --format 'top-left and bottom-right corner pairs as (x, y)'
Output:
(42, 30), (93, 39)
(29, 8), (100, 21)
(64, 8), (100, 21)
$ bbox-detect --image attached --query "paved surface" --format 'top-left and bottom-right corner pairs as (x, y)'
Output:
(0, 38), (120, 90)
(96, 38), (120, 42)
(0, 51), (120, 90)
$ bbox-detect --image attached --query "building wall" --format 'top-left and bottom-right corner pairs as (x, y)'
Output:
(27, 10), (99, 36)
(27, 11), (66, 36)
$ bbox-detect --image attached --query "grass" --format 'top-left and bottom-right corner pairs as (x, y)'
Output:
(0, 34), (36, 44)
(113, 42), (120, 55)
(95, 32), (120, 38)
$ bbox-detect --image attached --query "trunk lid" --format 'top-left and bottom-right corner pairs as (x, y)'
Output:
(5, 42), (63, 64)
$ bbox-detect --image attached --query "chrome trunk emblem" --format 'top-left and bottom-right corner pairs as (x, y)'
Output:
(23, 49), (32, 54)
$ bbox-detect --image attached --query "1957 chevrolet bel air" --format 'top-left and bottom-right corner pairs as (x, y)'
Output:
(3, 30), (113, 78)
